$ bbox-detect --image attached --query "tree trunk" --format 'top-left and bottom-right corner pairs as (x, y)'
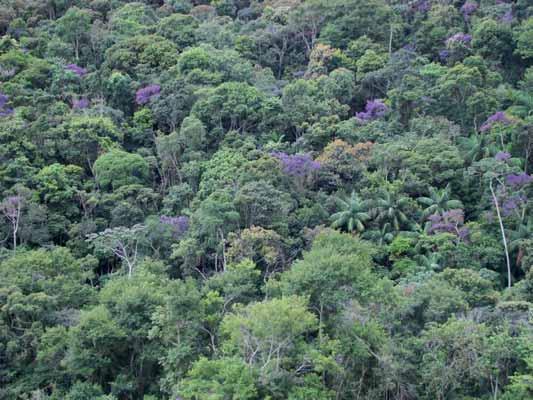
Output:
(490, 179), (512, 288)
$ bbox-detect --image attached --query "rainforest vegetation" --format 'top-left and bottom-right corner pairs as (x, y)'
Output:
(0, 0), (532, 399)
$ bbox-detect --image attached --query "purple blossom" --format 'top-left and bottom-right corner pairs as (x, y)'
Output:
(402, 43), (416, 53)
(414, 1), (431, 13)
(495, 151), (511, 162)
(460, 2), (478, 19)
(428, 209), (469, 240)
(1, 196), (23, 219)
(505, 173), (533, 187)
(446, 33), (472, 46)
(0, 92), (13, 117)
(0, 108), (13, 117)
(439, 49), (450, 61)
(458, 227), (470, 241)
(502, 197), (519, 216)
(356, 99), (388, 123)
(65, 63), (87, 77)
(136, 84), (161, 105)
(160, 215), (189, 238)
(271, 152), (321, 177)
(72, 98), (89, 110)
(499, 9), (513, 24)
(480, 111), (511, 132)
(0, 92), (8, 109)
(427, 214), (442, 224)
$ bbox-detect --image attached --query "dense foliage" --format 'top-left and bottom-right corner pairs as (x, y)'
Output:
(0, 1), (532, 399)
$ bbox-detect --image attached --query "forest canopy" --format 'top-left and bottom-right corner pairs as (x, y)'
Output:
(0, 0), (532, 399)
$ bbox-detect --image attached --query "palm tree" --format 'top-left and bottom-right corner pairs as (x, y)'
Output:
(363, 222), (395, 246)
(330, 191), (370, 233)
(372, 190), (411, 231)
(415, 253), (443, 271)
(417, 185), (463, 219)
(507, 89), (533, 118)
(458, 135), (498, 164)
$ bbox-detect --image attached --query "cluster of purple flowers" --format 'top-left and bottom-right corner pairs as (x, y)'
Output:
(480, 111), (511, 132)
(136, 84), (161, 105)
(506, 173), (533, 187)
(446, 33), (472, 46)
(271, 152), (321, 177)
(427, 209), (469, 240)
(460, 2), (478, 20)
(65, 63), (87, 78)
(499, 9), (513, 24)
(356, 99), (388, 123)
(0, 92), (13, 117)
(0, 195), (23, 218)
(439, 49), (450, 61)
(502, 194), (527, 216)
(160, 215), (190, 238)
(495, 151), (511, 162)
(72, 98), (89, 110)
(413, 0), (431, 13)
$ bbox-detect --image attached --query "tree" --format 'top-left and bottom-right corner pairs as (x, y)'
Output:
(86, 224), (146, 278)
(330, 191), (370, 233)
(220, 296), (317, 374)
(156, 13), (198, 50)
(372, 189), (411, 231)
(94, 150), (150, 191)
(56, 7), (92, 60)
(276, 230), (379, 320)
(64, 306), (127, 385)
(514, 18), (533, 61)
(0, 195), (23, 250)
(417, 185), (463, 219)
(178, 357), (258, 400)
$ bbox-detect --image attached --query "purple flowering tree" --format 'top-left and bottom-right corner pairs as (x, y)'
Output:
(460, 2), (478, 20)
(72, 98), (89, 110)
(427, 209), (470, 242)
(271, 152), (321, 190)
(160, 215), (190, 239)
(271, 152), (321, 177)
(136, 84), (161, 105)
(355, 99), (388, 123)
(0, 196), (23, 251)
(480, 111), (511, 133)
(499, 9), (513, 24)
(480, 111), (513, 152)
(494, 151), (511, 162)
(65, 63), (87, 78)
(446, 33), (472, 46)
(413, 1), (431, 13)
(0, 92), (13, 117)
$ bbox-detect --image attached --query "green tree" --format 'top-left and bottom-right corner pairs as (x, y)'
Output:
(56, 7), (92, 60)
(179, 357), (258, 400)
(94, 150), (150, 191)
